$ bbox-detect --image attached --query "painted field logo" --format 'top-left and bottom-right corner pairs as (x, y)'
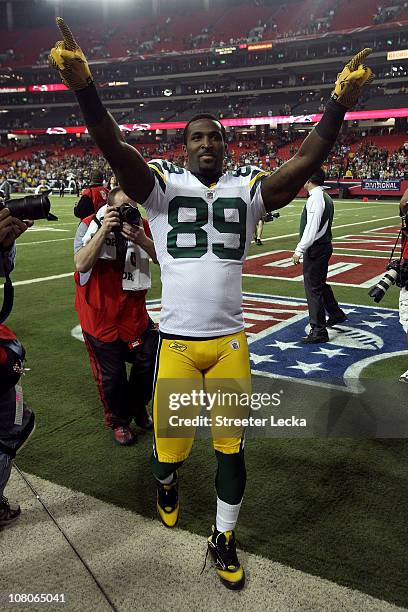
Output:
(148, 293), (408, 393)
(243, 293), (408, 393)
(73, 293), (407, 393)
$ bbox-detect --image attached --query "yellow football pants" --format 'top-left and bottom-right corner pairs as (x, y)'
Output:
(152, 330), (251, 463)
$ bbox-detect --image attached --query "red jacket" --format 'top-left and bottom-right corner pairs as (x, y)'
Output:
(403, 234), (408, 260)
(82, 185), (109, 213)
(74, 216), (151, 343)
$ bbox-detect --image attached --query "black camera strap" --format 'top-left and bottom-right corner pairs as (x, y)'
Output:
(388, 228), (402, 265)
(0, 272), (13, 324)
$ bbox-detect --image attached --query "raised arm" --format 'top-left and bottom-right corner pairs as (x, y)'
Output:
(49, 18), (154, 203)
(261, 49), (373, 212)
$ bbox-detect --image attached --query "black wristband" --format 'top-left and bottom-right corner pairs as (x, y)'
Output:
(75, 83), (108, 127)
(315, 99), (347, 143)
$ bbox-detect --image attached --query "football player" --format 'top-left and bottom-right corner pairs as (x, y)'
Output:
(49, 19), (372, 591)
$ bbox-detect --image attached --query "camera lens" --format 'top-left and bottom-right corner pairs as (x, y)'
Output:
(119, 204), (141, 226)
(6, 194), (54, 221)
(368, 268), (398, 303)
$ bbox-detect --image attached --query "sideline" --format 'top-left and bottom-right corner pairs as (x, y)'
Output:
(1, 470), (401, 612)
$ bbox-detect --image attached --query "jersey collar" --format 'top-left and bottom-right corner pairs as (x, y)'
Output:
(190, 170), (223, 188)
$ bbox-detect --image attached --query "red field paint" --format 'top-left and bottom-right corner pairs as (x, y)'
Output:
(243, 251), (387, 287)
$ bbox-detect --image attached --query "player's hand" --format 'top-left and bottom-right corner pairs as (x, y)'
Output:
(121, 221), (146, 245)
(49, 17), (93, 91)
(331, 48), (373, 108)
(101, 209), (120, 234)
(292, 254), (301, 265)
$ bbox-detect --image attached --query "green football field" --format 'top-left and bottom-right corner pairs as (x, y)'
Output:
(6, 195), (408, 607)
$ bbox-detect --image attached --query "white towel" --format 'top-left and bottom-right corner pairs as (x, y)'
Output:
(82, 205), (151, 291)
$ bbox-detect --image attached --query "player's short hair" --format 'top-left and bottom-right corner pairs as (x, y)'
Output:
(308, 168), (326, 186)
(107, 186), (122, 206)
(183, 114), (226, 145)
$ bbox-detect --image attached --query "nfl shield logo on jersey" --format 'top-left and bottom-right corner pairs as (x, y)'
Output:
(229, 339), (240, 350)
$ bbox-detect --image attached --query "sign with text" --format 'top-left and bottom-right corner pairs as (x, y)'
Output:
(362, 179), (401, 191)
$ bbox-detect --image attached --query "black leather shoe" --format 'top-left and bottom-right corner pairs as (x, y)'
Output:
(326, 312), (347, 327)
(134, 409), (153, 431)
(0, 497), (21, 527)
(302, 332), (329, 344)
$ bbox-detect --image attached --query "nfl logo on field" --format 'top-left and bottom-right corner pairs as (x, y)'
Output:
(243, 293), (408, 393)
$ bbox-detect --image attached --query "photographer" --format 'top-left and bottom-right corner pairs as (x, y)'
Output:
(74, 187), (159, 445)
(74, 170), (109, 219)
(0, 204), (34, 527)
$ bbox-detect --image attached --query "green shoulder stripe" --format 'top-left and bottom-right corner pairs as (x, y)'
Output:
(148, 162), (166, 193)
(249, 169), (269, 200)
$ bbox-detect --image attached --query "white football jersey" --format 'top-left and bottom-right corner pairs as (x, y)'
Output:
(143, 160), (267, 337)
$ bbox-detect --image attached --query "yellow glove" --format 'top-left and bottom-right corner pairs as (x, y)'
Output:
(331, 48), (374, 108)
(49, 18), (93, 91)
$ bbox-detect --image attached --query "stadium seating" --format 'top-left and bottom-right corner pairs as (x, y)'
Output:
(330, 0), (408, 29)
(1, 0), (407, 66)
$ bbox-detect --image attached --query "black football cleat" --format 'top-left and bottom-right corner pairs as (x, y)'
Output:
(157, 474), (179, 528)
(207, 526), (245, 590)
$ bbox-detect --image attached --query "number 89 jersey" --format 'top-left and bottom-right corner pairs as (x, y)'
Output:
(144, 160), (267, 337)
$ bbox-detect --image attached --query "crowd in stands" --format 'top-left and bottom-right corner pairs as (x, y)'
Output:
(0, 147), (110, 193)
(1, 132), (407, 193)
(343, 141), (408, 180)
(373, 0), (408, 23)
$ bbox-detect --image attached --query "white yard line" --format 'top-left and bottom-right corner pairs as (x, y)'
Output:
(11, 272), (73, 286)
(17, 237), (74, 246)
(262, 216), (398, 242)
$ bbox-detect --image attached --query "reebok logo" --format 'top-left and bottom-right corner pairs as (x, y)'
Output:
(169, 341), (187, 352)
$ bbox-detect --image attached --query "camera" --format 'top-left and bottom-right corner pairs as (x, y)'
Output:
(1, 192), (58, 221)
(263, 211), (280, 222)
(117, 204), (141, 227)
(368, 259), (401, 303)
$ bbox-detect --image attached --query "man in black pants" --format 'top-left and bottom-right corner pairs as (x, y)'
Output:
(74, 187), (159, 445)
(292, 168), (346, 343)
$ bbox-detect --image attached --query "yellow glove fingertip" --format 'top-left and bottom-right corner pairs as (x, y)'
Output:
(56, 16), (78, 51)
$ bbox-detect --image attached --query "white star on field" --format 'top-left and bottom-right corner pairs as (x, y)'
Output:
(359, 320), (387, 329)
(369, 312), (397, 319)
(267, 340), (301, 351)
(250, 354), (277, 365)
(311, 347), (347, 359)
(288, 361), (328, 375)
